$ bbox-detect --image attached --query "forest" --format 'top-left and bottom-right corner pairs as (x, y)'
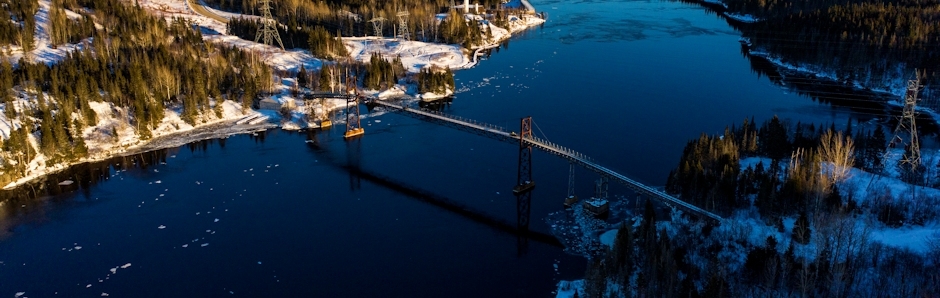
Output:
(0, 0), (272, 185)
(208, 0), (511, 48)
(580, 116), (940, 297)
(708, 0), (939, 109)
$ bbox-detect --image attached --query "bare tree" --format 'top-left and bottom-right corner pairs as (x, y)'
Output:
(819, 130), (855, 184)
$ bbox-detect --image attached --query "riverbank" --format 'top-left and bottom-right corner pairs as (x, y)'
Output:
(1, 101), (275, 190)
(0, 0), (546, 191)
(692, 0), (940, 120)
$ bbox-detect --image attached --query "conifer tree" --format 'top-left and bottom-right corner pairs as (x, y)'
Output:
(297, 65), (308, 89)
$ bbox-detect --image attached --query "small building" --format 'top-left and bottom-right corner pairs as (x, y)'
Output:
(260, 97), (296, 110)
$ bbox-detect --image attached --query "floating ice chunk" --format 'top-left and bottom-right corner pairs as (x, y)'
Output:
(120, 263), (131, 269)
(110, 268), (117, 274)
(257, 261), (262, 265)
(159, 194), (164, 197)
(101, 293), (109, 296)
(201, 243), (209, 247)
(182, 244), (188, 248)
(154, 169), (159, 173)
(155, 180), (161, 184)
(87, 284), (92, 288)
(74, 246), (82, 250)
(15, 292), (24, 298)
(158, 225), (166, 229)
(206, 230), (211, 233)
(196, 212), (200, 215)
(374, 120), (381, 123)
(214, 218), (219, 223)
(58, 180), (74, 186)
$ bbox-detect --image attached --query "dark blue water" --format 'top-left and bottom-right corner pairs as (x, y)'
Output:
(1, 0), (866, 296)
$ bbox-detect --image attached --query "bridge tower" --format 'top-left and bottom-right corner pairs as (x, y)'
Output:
(513, 117), (535, 252)
(254, 0), (285, 50)
(514, 117), (535, 194)
(563, 162), (579, 208)
(594, 176), (609, 200)
(344, 77), (365, 138)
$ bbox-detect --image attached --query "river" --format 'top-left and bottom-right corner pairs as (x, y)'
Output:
(0, 0), (879, 296)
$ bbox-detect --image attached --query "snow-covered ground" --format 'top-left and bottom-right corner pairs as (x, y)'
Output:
(0, 0), (96, 66)
(344, 37), (469, 73)
(747, 50), (913, 101)
(1, 93), (273, 189)
(700, 0), (729, 8)
(724, 12), (761, 23)
(739, 154), (940, 253)
(0, 0), (545, 188)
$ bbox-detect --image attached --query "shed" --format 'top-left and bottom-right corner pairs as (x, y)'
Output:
(260, 97), (296, 110)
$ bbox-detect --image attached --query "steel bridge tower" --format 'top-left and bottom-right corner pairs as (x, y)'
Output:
(512, 117), (535, 254)
(344, 76), (364, 138)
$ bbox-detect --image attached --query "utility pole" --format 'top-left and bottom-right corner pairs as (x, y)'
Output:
(396, 8), (410, 41)
(369, 16), (386, 37)
(889, 71), (924, 186)
(254, 0), (285, 50)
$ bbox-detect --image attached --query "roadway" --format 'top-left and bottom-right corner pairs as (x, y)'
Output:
(186, 0), (229, 23)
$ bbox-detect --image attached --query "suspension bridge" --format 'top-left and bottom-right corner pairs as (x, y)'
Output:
(304, 91), (723, 224)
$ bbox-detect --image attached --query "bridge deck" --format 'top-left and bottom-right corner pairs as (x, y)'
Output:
(369, 99), (723, 222)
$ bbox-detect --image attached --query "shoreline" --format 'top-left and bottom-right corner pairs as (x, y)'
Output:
(2, 112), (275, 190)
(0, 0), (546, 192)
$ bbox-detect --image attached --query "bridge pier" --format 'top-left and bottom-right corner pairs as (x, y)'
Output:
(344, 78), (365, 139)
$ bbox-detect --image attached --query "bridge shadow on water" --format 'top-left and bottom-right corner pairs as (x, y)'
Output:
(304, 129), (563, 254)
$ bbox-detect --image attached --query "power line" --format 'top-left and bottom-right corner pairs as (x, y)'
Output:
(254, 0), (285, 50)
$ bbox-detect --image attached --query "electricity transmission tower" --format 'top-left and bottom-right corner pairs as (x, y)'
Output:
(888, 72), (925, 183)
(395, 8), (410, 40)
(369, 16), (386, 37)
(254, 0), (284, 50)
